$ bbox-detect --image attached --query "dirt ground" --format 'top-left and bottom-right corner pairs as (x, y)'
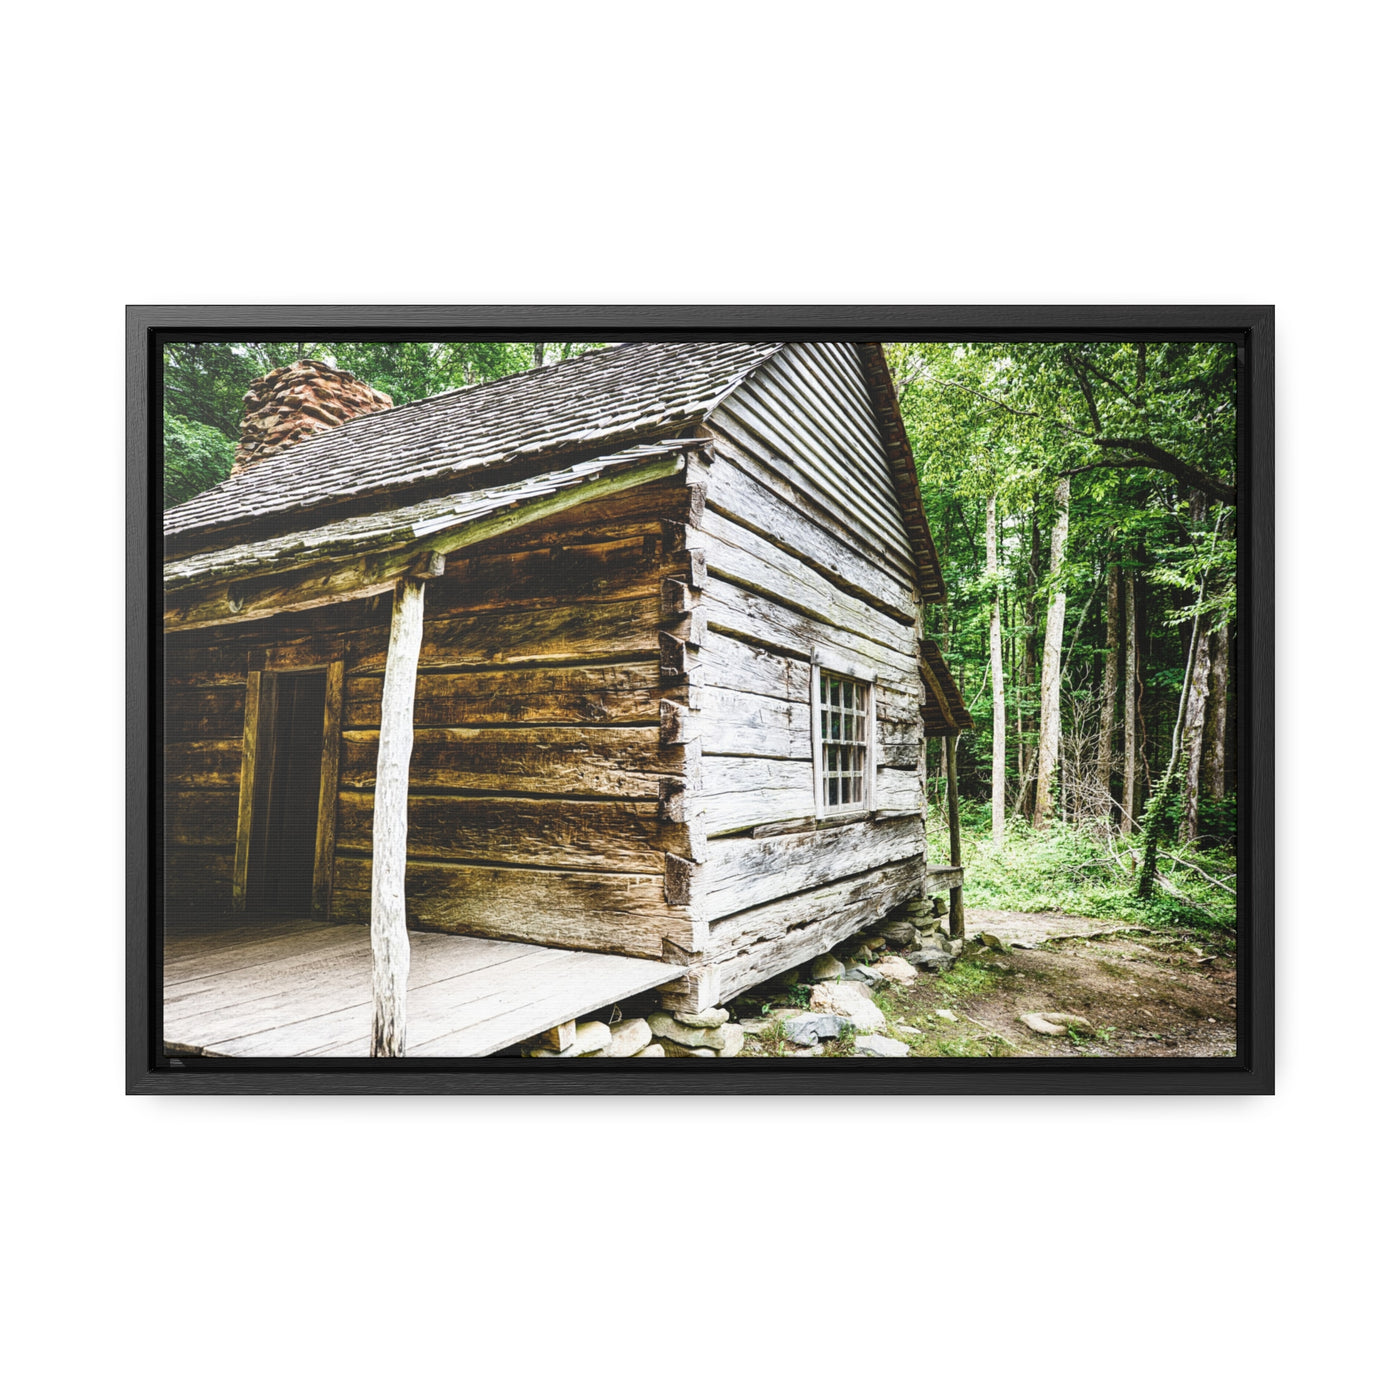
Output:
(738, 907), (1237, 1058)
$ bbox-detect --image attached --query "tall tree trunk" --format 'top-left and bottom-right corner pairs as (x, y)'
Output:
(1203, 622), (1230, 799)
(987, 496), (1006, 847)
(1136, 544), (1214, 899)
(1034, 478), (1070, 829)
(1121, 571), (1138, 834)
(532, 343), (545, 369)
(1096, 564), (1120, 818)
(1018, 510), (1041, 817)
(1179, 627), (1212, 842)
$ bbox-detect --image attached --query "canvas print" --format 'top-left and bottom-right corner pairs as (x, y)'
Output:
(161, 337), (1238, 1061)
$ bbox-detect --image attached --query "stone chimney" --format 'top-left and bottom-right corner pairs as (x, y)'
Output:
(233, 360), (393, 475)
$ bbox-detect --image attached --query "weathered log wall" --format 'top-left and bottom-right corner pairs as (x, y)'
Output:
(660, 344), (928, 1011)
(164, 477), (701, 958)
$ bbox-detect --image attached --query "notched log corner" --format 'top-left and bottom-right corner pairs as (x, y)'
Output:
(664, 853), (700, 906)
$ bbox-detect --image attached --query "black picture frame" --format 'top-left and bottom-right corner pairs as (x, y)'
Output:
(128, 305), (1273, 1095)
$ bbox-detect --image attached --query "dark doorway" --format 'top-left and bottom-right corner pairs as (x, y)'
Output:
(249, 670), (327, 913)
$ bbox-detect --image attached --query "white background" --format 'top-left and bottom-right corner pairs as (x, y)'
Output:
(1, 3), (1393, 1396)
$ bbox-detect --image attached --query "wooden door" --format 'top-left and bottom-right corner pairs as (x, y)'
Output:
(248, 670), (328, 913)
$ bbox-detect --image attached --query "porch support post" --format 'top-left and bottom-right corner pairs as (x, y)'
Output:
(945, 733), (965, 943)
(370, 576), (426, 1057)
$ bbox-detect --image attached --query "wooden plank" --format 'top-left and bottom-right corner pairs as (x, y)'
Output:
(334, 791), (681, 872)
(166, 931), (538, 1040)
(339, 724), (676, 800)
(704, 575), (919, 696)
(693, 512), (915, 655)
(428, 534), (661, 617)
(370, 577), (424, 1055)
(184, 941), (571, 1058)
(330, 857), (689, 959)
(536, 1021), (576, 1052)
(311, 658), (345, 914)
(406, 952), (681, 1058)
(705, 451), (920, 622)
(344, 660), (665, 728)
(876, 766), (922, 811)
(699, 814), (925, 923)
(164, 739), (244, 790)
(165, 920), (365, 984)
(927, 864), (964, 893)
(405, 594), (665, 672)
(230, 672), (261, 911)
(700, 630), (810, 704)
(163, 685), (246, 739)
(699, 684), (812, 761)
(664, 856), (927, 1012)
(700, 755), (816, 836)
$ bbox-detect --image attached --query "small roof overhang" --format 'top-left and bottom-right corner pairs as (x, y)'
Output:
(163, 442), (696, 633)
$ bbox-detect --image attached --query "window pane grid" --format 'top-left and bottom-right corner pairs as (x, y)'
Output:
(819, 671), (868, 811)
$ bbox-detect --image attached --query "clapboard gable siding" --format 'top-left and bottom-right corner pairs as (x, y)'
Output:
(708, 342), (919, 590)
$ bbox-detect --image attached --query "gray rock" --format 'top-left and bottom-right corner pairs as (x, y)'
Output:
(647, 1013), (728, 1051)
(1041, 1012), (1093, 1032)
(596, 1017), (651, 1057)
(657, 1040), (718, 1057)
(634, 1043), (667, 1057)
(906, 949), (955, 974)
(979, 931), (1008, 953)
(870, 956), (919, 985)
(949, 940), (964, 957)
(810, 981), (885, 1033)
(930, 897), (947, 917)
(855, 1034), (911, 1058)
(1019, 1012), (1067, 1037)
(672, 1007), (729, 1028)
(843, 964), (888, 990)
(715, 1023), (745, 1058)
(783, 1012), (850, 1046)
(809, 954), (845, 982)
(935, 1008), (959, 1023)
(880, 921), (920, 948)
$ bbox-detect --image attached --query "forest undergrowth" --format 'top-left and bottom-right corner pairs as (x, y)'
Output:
(931, 799), (1236, 949)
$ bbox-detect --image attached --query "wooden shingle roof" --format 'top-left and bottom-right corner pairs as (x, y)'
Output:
(165, 341), (784, 550)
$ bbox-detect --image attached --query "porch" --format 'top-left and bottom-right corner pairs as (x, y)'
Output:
(162, 915), (681, 1058)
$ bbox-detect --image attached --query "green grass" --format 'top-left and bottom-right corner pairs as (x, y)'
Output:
(930, 801), (1236, 939)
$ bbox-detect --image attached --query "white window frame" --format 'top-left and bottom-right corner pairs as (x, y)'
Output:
(810, 648), (878, 819)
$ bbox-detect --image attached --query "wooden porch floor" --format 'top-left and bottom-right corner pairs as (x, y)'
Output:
(163, 915), (681, 1058)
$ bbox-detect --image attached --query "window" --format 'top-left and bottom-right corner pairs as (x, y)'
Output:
(816, 669), (872, 813)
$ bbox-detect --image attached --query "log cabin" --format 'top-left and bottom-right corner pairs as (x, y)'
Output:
(162, 342), (972, 1057)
